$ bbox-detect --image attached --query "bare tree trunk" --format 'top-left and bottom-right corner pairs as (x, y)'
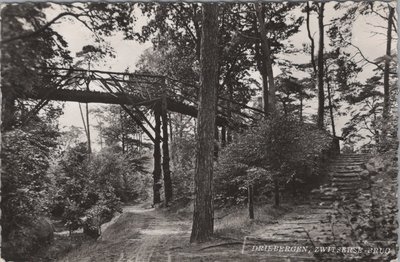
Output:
(168, 112), (175, 168)
(382, 6), (394, 140)
(161, 97), (172, 206)
(306, 2), (317, 75)
(78, 103), (88, 137)
(190, 3), (219, 243)
(317, 3), (325, 129)
(120, 109), (125, 154)
(86, 82), (91, 154)
(255, 3), (276, 113)
(327, 81), (336, 137)
(179, 114), (183, 138)
(86, 103), (91, 153)
(226, 84), (233, 144)
(153, 108), (162, 205)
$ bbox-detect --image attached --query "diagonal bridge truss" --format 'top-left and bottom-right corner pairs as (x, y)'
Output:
(17, 67), (264, 205)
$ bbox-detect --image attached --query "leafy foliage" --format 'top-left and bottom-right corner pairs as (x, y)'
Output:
(215, 116), (333, 205)
(2, 126), (59, 259)
(319, 152), (398, 261)
(50, 143), (120, 236)
(50, 142), (151, 236)
(170, 136), (196, 199)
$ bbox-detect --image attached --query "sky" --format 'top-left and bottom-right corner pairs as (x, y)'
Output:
(44, 2), (396, 150)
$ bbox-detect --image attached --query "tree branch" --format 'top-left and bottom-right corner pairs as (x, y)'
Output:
(306, 2), (317, 75)
(350, 42), (396, 74)
(1, 12), (88, 44)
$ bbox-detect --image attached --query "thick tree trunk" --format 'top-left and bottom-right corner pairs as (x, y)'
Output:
(190, 3), (219, 243)
(248, 184), (254, 219)
(153, 108), (162, 205)
(161, 98), (173, 206)
(382, 6), (394, 137)
(317, 3), (325, 129)
(255, 3), (276, 113)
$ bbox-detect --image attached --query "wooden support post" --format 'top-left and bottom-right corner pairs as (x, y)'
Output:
(153, 108), (162, 205)
(161, 97), (173, 206)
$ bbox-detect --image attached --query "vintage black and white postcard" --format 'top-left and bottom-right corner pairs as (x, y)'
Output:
(0, 1), (398, 261)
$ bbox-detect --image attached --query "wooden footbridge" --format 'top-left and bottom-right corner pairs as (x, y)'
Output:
(14, 67), (264, 206)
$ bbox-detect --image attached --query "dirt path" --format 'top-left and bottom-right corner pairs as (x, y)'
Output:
(58, 205), (319, 262)
(58, 205), (193, 262)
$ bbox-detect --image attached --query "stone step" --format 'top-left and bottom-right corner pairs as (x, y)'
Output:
(331, 176), (361, 181)
(330, 176), (362, 180)
(329, 169), (364, 174)
(338, 154), (370, 158)
(328, 164), (365, 169)
(335, 158), (368, 161)
(332, 185), (363, 190)
(332, 180), (363, 185)
(331, 173), (361, 177)
(337, 155), (369, 158)
(326, 166), (364, 172)
(330, 162), (366, 166)
(331, 177), (362, 182)
(336, 188), (365, 193)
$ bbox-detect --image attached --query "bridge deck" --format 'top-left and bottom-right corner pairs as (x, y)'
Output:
(24, 88), (233, 127)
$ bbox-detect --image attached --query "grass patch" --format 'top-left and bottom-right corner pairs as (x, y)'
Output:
(214, 204), (292, 239)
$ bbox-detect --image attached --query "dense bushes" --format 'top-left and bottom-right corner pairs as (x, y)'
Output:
(2, 127), (58, 259)
(170, 136), (196, 199)
(215, 116), (333, 206)
(50, 143), (150, 237)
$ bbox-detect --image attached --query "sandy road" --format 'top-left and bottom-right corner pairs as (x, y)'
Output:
(59, 205), (192, 262)
(59, 205), (318, 262)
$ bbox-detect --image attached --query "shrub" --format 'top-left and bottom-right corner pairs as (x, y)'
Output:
(51, 143), (123, 237)
(215, 115), (332, 205)
(171, 136), (196, 197)
(2, 127), (58, 259)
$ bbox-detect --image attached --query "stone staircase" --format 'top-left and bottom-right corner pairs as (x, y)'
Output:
(311, 153), (370, 208)
(245, 153), (372, 261)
